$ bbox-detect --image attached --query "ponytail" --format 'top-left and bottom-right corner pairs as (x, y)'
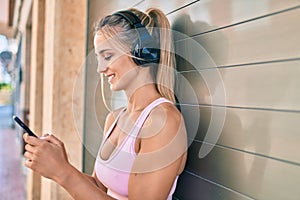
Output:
(130, 8), (176, 103)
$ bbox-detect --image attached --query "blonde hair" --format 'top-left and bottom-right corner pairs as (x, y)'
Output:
(95, 8), (176, 103)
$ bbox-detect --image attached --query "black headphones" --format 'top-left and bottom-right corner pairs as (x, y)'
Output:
(112, 10), (160, 66)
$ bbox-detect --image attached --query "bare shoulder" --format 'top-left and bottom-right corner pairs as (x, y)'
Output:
(149, 102), (183, 131)
(134, 102), (187, 173)
(140, 102), (186, 149)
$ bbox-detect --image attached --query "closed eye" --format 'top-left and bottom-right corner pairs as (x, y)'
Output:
(104, 55), (112, 61)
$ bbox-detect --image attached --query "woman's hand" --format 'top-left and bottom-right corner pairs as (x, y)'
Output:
(23, 133), (71, 182)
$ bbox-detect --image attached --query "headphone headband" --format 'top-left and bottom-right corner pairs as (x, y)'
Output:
(112, 11), (143, 27)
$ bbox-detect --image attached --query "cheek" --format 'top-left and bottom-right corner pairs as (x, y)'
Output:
(112, 67), (139, 91)
(113, 56), (137, 77)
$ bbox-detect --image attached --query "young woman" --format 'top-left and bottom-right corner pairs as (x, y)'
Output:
(24, 8), (187, 200)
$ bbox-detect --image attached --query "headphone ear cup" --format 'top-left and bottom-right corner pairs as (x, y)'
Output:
(112, 10), (160, 66)
(131, 41), (142, 65)
(131, 40), (160, 66)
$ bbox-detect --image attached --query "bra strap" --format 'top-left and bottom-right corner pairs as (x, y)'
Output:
(131, 98), (173, 137)
(103, 107), (127, 140)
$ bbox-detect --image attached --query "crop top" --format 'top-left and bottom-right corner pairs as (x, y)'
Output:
(94, 98), (178, 200)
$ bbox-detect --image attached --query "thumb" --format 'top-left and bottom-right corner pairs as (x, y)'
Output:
(44, 134), (69, 161)
(39, 133), (50, 139)
(42, 134), (63, 146)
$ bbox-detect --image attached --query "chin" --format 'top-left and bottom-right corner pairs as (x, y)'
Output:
(109, 84), (122, 91)
(109, 85), (117, 91)
(110, 79), (131, 92)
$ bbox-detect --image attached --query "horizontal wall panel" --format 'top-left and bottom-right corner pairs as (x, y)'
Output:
(174, 7), (300, 71)
(134, 0), (197, 14)
(89, 0), (143, 21)
(174, 171), (254, 200)
(179, 104), (300, 165)
(175, 60), (300, 110)
(186, 141), (300, 200)
(169, 0), (300, 36)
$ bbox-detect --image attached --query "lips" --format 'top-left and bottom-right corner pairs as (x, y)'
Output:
(106, 74), (115, 83)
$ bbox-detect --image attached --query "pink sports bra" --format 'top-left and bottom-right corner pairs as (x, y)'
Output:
(95, 98), (178, 200)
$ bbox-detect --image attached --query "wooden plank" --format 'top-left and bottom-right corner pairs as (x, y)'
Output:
(186, 141), (300, 200)
(179, 104), (300, 165)
(174, 171), (254, 200)
(134, 0), (198, 14)
(169, 0), (300, 36)
(175, 60), (300, 110)
(174, 7), (300, 70)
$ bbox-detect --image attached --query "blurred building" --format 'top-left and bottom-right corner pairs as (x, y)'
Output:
(1, 0), (300, 200)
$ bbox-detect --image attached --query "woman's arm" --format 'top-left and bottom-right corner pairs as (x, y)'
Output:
(23, 134), (114, 200)
(128, 104), (187, 200)
(83, 171), (107, 193)
(56, 163), (115, 200)
(22, 110), (122, 199)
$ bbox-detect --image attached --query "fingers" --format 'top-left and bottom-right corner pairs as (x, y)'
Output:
(24, 158), (36, 170)
(24, 151), (32, 160)
(24, 139), (43, 164)
(23, 133), (61, 146)
(23, 133), (41, 146)
(24, 151), (35, 169)
(25, 159), (33, 168)
(24, 143), (34, 153)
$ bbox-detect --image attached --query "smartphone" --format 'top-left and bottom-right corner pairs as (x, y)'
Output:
(13, 115), (38, 138)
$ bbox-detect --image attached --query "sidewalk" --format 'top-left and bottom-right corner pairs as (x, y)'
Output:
(0, 105), (13, 129)
(0, 105), (26, 200)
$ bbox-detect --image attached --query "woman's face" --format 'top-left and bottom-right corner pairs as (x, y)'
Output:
(94, 33), (139, 91)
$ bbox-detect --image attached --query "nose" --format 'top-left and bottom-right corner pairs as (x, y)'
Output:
(97, 61), (108, 73)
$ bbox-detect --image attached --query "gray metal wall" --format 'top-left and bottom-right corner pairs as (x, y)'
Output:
(86, 1), (300, 199)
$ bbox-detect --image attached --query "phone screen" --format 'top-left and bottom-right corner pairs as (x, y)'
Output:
(13, 115), (38, 138)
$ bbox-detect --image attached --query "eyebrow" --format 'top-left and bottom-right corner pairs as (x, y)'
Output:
(98, 49), (113, 55)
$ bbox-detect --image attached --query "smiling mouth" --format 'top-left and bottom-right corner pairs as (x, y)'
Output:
(107, 74), (115, 83)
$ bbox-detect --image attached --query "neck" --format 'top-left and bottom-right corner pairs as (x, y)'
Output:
(125, 84), (161, 113)
(123, 66), (162, 112)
